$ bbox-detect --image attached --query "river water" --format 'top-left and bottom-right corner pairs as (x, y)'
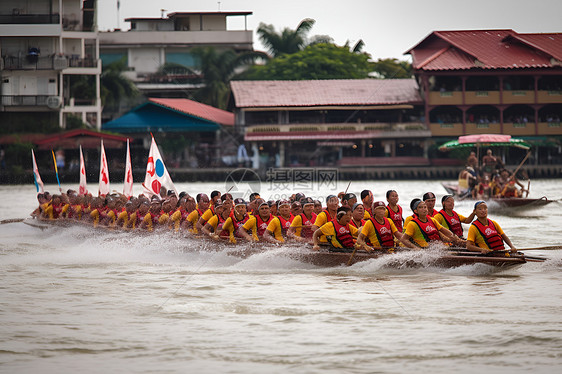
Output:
(1, 180), (561, 373)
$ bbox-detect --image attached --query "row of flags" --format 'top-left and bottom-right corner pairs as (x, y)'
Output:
(32, 135), (177, 199)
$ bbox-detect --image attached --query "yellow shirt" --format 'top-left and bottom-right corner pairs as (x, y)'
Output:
(403, 215), (415, 233)
(241, 216), (260, 241)
(467, 219), (505, 250)
(404, 217), (443, 248)
(360, 218), (398, 247)
(313, 211), (335, 243)
(319, 221), (358, 248)
(186, 210), (201, 233)
(433, 211), (468, 232)
(200, 208), (215, 223)
(266, 217), (286, 242)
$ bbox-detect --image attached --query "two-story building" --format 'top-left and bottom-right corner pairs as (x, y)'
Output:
(405, 30), (562, 163)
(230, 79), (430, 169)
(99, 11), (254, 98)
(0, 0), (102, 129)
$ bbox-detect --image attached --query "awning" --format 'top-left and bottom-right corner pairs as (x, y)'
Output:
(439, 134), (531, 151)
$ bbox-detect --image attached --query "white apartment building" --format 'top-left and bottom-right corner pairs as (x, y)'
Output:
(99, 11), (253, 96)
(0, 0), (102, 129)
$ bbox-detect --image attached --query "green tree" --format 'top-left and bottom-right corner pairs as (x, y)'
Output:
(371, 58), (413, 79)
(100, 57), (139, 112)
(191, 47), (267, 109)
(240, 43), (375, 80)
(257, 18), (316, 57)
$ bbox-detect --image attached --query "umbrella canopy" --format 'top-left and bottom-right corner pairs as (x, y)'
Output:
(439, 134), (531, 151)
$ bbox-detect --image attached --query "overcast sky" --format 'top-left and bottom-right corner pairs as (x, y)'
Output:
(97, 0), (562, 61)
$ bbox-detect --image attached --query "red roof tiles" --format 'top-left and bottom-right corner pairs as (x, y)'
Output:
(148, 98), (234, 126)
(406, 30), (562, 71)
(230, 79), (422, 109)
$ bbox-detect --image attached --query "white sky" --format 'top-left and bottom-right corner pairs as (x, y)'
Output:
(97, 0), (562, 61)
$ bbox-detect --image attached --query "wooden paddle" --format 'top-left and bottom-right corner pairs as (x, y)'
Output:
(0, 218), (24, 224)
(517, 245), (562, 251)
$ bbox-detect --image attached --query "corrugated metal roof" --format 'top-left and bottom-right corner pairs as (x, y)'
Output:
(231, 79), (422, 109)
(407, 30), (562, 71)
(149, 98), (234, 126)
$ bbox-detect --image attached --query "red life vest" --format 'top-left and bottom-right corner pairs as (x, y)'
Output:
(52, 204), (63, 219)
(277, 214), (294, 236)
(439, 209), (463, 237)
(370, 217), (395, 248)
(299, 212), (317, 238)
(471, 219), (505, 250)
(231, 212), (250, 237)
(180, 208), (190, 220)
(331, 219), (355, 248)
(428, 208), (439, 217)
(255, 214), (273, 237)
(349, 218), (365, 229)
(411, 216), (441, 244)
(215, 213), (229, 238)
(386, 204), (404, 232)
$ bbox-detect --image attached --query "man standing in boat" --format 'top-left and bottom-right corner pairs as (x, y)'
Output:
(433, 195), (475, 241)
(466, 201), (517, 254)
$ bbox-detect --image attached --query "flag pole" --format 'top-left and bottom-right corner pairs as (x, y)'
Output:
(51, 150), (62, 192)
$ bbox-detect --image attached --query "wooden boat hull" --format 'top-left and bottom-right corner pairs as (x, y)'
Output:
(22, 218), (534, 269)
(221, 245), (528, 268)
(441, 182), (552, 209)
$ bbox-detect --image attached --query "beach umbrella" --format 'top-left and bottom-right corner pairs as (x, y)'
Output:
(439, 134), (531, 151)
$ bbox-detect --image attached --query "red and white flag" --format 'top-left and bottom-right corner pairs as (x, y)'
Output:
(98, 140), (110, 197)
(79, 145), (88, 195)
(31, 149), (44, 194)
(142, 136), (178, 198)
(123, 139), (133, 198)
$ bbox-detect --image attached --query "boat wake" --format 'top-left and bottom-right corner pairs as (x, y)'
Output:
(3, 221), (548, 276)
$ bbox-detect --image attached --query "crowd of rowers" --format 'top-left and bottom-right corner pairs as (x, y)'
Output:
(459, 150), (529, 199)
(33, 188), (517, 254)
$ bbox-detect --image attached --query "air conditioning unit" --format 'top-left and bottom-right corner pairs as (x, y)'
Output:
(46, 96), (62, 109)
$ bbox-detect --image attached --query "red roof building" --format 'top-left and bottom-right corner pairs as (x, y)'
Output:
(230, 79), (430, 168)
(405, 30), (562, 148)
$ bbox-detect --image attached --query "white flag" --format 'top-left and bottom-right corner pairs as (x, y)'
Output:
(79, 145), (88, 195)
(123, 139), (133, 198)
(142, 136), (177, 198)
(31, 149), (44, 194)
(98, 140), (110, 197)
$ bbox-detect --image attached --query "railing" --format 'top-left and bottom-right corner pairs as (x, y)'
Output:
(246, 122), (427, 133)
(0, 14), (60, 24)
(1, 95), (51, 107)
(2, 55), (97, 70)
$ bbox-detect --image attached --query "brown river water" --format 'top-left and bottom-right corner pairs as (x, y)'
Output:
(0, 180), (561, 373)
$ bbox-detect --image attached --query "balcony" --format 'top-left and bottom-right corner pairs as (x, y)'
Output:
(100, 30), (253, 50)
(429, 122), (464, 136)
(428, 91), (463, 105)
(1, 95), (61, 108)
(464, 90), (501, 105)
(244, 122), (430, 141)
(2, 55), (98, 70)
(538, 90), (562, 104)
(502, 90), (534, 104)
(0, 13), (60, 24)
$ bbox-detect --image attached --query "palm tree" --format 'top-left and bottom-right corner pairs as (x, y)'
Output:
(257, 18), (315, 57)
(191, 47), (267, 109)
(100, 57), (139, 113)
